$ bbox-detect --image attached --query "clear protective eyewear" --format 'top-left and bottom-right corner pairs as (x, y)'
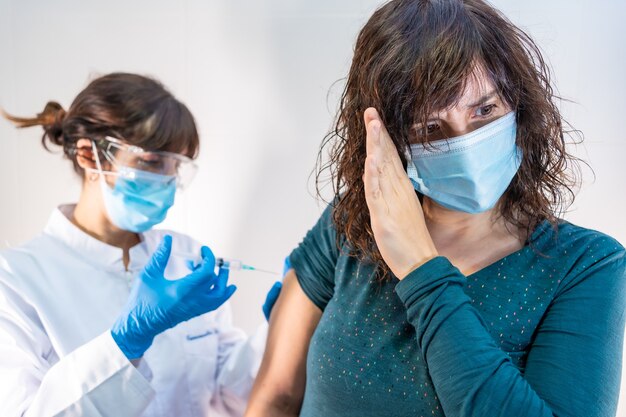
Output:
(94, 136), (198, 190)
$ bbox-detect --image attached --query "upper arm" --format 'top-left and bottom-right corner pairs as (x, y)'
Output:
(245, 270), (322, 417)
(286, 205), (339, 311)
(246, 205), (339, 416)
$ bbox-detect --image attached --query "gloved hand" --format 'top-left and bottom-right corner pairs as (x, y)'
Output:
(262, 255), (291, 321)
(111, 235), (236, 359)
(262, 282), (282, 321)
(282, 255), (292, 277)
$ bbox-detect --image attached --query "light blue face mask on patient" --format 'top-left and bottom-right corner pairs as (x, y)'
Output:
(406, 111), (522, 214)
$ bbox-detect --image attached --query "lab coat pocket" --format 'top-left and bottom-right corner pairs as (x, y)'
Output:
(183, 326), (220, 404)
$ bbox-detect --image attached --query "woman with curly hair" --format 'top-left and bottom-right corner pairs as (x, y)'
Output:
(245, 0), (626, 416)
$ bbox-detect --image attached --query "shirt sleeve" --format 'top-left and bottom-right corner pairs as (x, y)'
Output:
(0, 278), (155, 417)
(289, 204), (341, 310)
(395, 247), (626, 417)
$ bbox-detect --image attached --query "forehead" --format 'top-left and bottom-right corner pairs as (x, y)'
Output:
(454, 66), (497, 107)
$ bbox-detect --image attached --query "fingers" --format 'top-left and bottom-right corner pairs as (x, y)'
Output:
(263, 281), (283, 321)
(184, 262), (228, 296)
(265, 282), (283, 306)
(178, 246), (219, 290)
(364, 107), (381, 157)
(363, 153), (383, 207)
(144, 235), (173, 278)
(364, 111), (393, 215)
(282, 256), (292, 278)
(185, 259), (200, 272)
(213, 267), (229, 293)
(222, 285), (237, 303)
(364, 108), (408, 180)
(200, 245), (216, 270)
(204, 268), (236, 301)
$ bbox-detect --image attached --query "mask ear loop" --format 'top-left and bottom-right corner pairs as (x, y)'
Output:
(90, 141), (120, 189)
(91, 141), (104, 173)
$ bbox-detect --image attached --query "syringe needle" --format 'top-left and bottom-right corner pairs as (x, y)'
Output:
(242, 265), (280, 275)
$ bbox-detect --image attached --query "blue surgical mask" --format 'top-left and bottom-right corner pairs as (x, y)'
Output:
(90, 141), (177, 233)
(406, 111), (522, 213)
(99, 167), (177, 233)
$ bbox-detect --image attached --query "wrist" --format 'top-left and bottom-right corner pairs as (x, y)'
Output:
(395, 250), (439, 280)
(111, 328), (153, 360)
(110, 317), (154, 360)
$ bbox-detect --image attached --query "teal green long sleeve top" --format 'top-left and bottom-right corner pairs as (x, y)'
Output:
(289, 206), (626, 417)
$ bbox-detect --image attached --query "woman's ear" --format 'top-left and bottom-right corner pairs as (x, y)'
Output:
(75, 138), (97, 170)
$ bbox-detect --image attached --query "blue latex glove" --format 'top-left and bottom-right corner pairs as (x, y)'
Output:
(262, 281), (282, 321)
(262, 255), (291, 321)
(111, 235), (236, 359)
(282, 255), (292, 277)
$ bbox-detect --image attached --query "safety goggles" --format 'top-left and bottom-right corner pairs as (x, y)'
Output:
(94, 136), (198, 189)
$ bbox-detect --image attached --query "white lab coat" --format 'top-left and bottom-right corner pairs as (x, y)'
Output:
(0, 205), (267, 417)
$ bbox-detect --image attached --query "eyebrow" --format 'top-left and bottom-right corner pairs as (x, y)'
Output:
(417, 90), (501, 124)
(465, 90), (498, 108)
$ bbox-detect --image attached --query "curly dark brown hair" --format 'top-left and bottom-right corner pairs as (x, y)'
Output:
(316, 0), (583, 271)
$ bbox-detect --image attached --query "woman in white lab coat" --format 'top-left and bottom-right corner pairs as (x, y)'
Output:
(0, 73), (269, 417)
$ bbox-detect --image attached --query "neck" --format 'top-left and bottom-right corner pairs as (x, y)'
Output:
(422, 197), (512, 248)
(72, 181), (140, 254)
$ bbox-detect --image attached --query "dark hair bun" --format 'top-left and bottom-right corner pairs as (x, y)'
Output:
(39, 101), (67, 147)
(1, 101), (67, 149)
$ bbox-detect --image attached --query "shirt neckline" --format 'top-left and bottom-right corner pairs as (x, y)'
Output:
(43, 204), (150, 273)
(465, 218), (554, 279)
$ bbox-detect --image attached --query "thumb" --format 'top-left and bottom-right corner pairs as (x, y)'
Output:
(184, 251), (223, 288)
(144, 235), (172, 278)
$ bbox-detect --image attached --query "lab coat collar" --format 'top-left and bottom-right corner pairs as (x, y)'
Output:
(43, 204), (151, 273)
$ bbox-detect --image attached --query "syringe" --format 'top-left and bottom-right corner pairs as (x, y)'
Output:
(216, 258), (279, 275)
(169, 250), (280, 276)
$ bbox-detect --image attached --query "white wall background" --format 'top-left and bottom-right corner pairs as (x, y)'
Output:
(0, 0), (624, 415)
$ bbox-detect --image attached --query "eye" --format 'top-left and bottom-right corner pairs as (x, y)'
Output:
(475, 104), (496, 117)
(415, 122), (441, 137)
(138, 158), (159, 166)
(136, 157), (164, 170)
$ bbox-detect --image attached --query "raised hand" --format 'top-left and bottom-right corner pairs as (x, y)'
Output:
(362, 108), (438, 279)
